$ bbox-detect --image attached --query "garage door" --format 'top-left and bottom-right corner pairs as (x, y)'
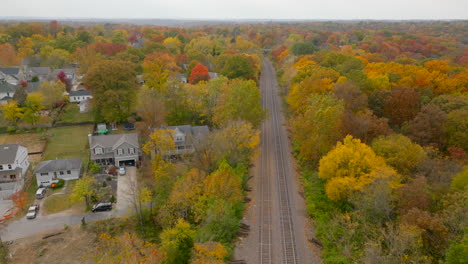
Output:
(119, 159), (135, 167)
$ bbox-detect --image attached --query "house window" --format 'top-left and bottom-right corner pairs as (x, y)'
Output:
(0, 165), (3, 170)
(10, 175), (16, 179)
(60, 171), (64, 175)
(67, 170), (71, 174)
(129, 148), (134, 154)
(118, 149), (123, 155)
(95, 148), (103, 154)
(40, 172), (48, 176)
(176, 136), (183, 142)
(8, 164), (12, 170)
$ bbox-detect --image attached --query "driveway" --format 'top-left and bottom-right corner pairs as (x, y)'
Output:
(0, 168), (137, 241)
(115, 166), (136, 213)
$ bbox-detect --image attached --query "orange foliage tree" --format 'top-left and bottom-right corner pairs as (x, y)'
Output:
(189, 63), (210, 84)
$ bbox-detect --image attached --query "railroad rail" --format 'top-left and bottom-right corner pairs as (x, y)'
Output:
(257, 59), (298, 264)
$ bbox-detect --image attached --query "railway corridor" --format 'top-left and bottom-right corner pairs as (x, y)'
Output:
(234, 59), (320, 264)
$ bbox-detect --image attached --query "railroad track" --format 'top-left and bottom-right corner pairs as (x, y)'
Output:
(258, 62), (272, 264)
(258, 60), (298, 264)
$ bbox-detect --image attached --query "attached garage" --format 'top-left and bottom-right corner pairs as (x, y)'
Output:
(118, 159), (135, 167)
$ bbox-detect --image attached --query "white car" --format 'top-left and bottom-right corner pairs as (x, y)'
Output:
(26, 204), (40, 219)
(119, 167), (126, 175)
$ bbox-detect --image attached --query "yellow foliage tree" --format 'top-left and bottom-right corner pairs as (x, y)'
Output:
(203, 160), (243, 205)
(319, 135), (399, 201)
(190, 242), (228, 264)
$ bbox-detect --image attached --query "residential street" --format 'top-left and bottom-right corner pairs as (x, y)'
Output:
(0, 167), (136, 241)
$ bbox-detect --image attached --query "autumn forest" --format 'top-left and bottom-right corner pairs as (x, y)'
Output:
(0, 20), (466, 263)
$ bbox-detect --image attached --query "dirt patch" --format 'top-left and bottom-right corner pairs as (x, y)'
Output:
(7, 226), (97, 264)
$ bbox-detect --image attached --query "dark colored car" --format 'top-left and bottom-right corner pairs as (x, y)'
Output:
(91, 202), (112, 212)
(123, 122), (135, 130)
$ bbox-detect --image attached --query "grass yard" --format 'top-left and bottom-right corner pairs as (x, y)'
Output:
(43, 125), (93, 166)
(56, 103), (93, 124)
(42, 180), (84, 215)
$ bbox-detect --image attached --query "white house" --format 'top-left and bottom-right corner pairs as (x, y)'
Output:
(89, 133), (141, 167)
(160, 125), (209, 156)
(34, 158), (82, 187)
(0, 144), (29, 199)
(69, 89), (92, 103)
(0, 78), (16, 105)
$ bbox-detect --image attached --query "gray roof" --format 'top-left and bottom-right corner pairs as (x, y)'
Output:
(208, 72), (218, 79)
(0, 80), (16, 93)
(0, 67), (20, 76)
(167, 125), (209, 142)
(90, 133), (139, 150)
(26, 81), (41, 92)
(28, 67), (51, 76)
(34, 158), (82, 174)
(0, 144), (22, 164)
(51, 68), (75, 77)
(69, 90), (91, 96)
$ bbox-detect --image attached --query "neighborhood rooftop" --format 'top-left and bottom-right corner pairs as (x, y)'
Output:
(69, 90), (91, 96)
(0, 67), (20, 76)
(0, 144), (21, 164)
(89, 133), (139, 149)
(34, 158), (82, 174)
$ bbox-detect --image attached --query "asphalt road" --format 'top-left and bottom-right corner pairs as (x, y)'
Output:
(234, 59), (321, 263)
(0, 167), (136, 241)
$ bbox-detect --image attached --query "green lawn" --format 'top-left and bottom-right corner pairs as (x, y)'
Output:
(43, 181), (84, 215)
(43, 125), (93, 167)
(56, 103), (94, 124)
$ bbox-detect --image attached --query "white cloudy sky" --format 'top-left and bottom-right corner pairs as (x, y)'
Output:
(2, 0), (467, 19)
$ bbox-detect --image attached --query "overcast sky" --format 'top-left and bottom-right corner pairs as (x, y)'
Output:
(1, 0), (467, 20)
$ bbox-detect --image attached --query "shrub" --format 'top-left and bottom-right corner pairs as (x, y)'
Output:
(90, 162), (101, 174)
(51, 179), (65, 189)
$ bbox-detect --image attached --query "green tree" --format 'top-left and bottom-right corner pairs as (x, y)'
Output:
(291, 95), (344, 164)
(371, 134), (427, 176)
(291, 42), (316, 56)
(445, 231), (468, 264)
(213, 79), (265, 127)
(218, 54), (255, 80)
(111, 29), (129, 44)
(444, 108), (468, 151)
(85, 60), (138, 123)
(39, 81), (65, 108)
(160, 219), (195, 264)
(70, 175), (96, 208)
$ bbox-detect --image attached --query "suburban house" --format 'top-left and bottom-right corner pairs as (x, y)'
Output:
(0, 67), (21, 85)
(208, 72), (219, 79)
(69, 89), (92, 103)
(0, 78), (16, 105)
(175, 73), (188, 83)
(34, 158), (82, 187)
(89, 133), (140, 167)
(162, 125), (209, 156)
(50, 69), (77, 86)
(0, 144), (29, 199)
(24, 66), (51, 82)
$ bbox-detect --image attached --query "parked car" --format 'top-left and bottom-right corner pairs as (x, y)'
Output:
(26, 204), (40, 219)
(119, 167), (126, 175)
(123, 122), (135, 130)
(36, 188), (46, 199)
(92, 202), (112, 212)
